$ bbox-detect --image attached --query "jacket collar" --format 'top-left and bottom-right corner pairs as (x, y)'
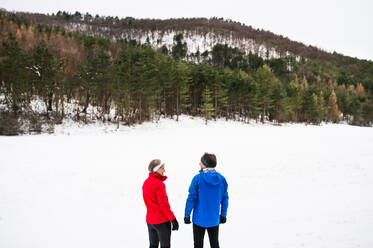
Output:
(199, 168), (216, 173)
(149, 172), (167, 181)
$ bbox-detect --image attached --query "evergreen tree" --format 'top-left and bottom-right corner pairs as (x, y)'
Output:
(0, 33), (31, 112)
(286, 78), (302, 122)
(348, 96), (363, 125)
(318, 91), (326, 122)
(255, 65), (277, 123)
(32, 40), (62, 114)
(201, 86), (214, 124)
(270, 83), (287, 122)
(171, 34), (187, 60)
(76, 37), (113, 119)
(248, 51), (264, 72)
(212, 68), (229, 119)
(211, 44), (228, 68)
(188, 63), (208, 115)
(113, 45), (135, 123)
(159, 45), (169, 56)
(301, 88), (320, 124)
(94, 46), (113, 118)
(172, 60), (191, 120)
(132, 46), (160, 122)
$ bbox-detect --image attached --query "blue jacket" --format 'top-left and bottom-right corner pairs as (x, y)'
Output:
(185, 169), (229, 228)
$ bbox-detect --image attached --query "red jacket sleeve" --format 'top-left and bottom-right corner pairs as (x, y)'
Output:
(155, 183), (176, 221)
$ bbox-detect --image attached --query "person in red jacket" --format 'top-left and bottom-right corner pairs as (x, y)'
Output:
(142, 159), (179, 248)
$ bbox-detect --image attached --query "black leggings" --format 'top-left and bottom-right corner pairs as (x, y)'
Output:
(147, 221), (171, 248)
(193, 223), (219, 248)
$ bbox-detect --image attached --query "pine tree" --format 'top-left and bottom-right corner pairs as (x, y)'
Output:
(0, 33), (31, 112)
(32, 40), (62, 114)
(255, 65), (277, 123)
(172, 60), (191, 121)
(301, 89), (319, 123)
(132, 46), (160, 122)
(171, 34), (187, 60)
(270, 83), (286, 123)
(286, 79), (301, 122)
(201, 86), (214, 124)
(157, 56), (174, 118)
(212, 68), (229, 119)
(113, 44), (136, 124)
(318, 91), (326, 122)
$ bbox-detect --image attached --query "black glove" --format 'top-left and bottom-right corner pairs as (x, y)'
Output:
(184, 217), (191, 224)
(220, 215), (226, 224)
(171, 219), (179, 231)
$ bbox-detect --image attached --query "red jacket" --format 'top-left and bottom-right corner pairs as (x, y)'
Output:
(142, 173), (176, 224)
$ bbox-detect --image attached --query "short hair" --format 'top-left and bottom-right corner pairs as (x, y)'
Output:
(148, 159), (162, 172)
(201, 153), (217, 168)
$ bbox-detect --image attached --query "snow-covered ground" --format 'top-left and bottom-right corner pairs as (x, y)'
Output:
(1, 116), (373, 248)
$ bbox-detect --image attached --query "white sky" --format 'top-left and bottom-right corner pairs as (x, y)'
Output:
(2, 0), (373, 61)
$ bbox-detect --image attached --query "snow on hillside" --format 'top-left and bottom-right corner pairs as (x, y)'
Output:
(65, 22), (286, 59)
(1, 116), (373, 248)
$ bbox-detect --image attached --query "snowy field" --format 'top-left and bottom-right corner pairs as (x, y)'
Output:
(1, 116), (373, 248)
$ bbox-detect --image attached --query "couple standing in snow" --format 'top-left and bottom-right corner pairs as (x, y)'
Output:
(142, 153), (229, 248)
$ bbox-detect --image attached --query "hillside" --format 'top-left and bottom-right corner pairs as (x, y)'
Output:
(4, 9), (373, 91)
(9, 10), (358, 61)
(0, 9), (373, 135)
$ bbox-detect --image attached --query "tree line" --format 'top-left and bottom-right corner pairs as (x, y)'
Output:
(0, 13), (372, 134)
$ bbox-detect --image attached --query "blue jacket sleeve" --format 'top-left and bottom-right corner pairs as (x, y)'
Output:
(220, 177), (229, 217)
(184, 175), (199, 218)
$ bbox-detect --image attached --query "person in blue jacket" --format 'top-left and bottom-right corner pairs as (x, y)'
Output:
(184, 152), (229, 248)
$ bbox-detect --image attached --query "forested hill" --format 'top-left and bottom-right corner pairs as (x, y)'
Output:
(6, 9), (365, 62)
(6, 10), (373, 92)
(0, 9), (373, 135)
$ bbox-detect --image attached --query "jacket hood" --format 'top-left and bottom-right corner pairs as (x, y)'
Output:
(199, 169), (221, 186)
